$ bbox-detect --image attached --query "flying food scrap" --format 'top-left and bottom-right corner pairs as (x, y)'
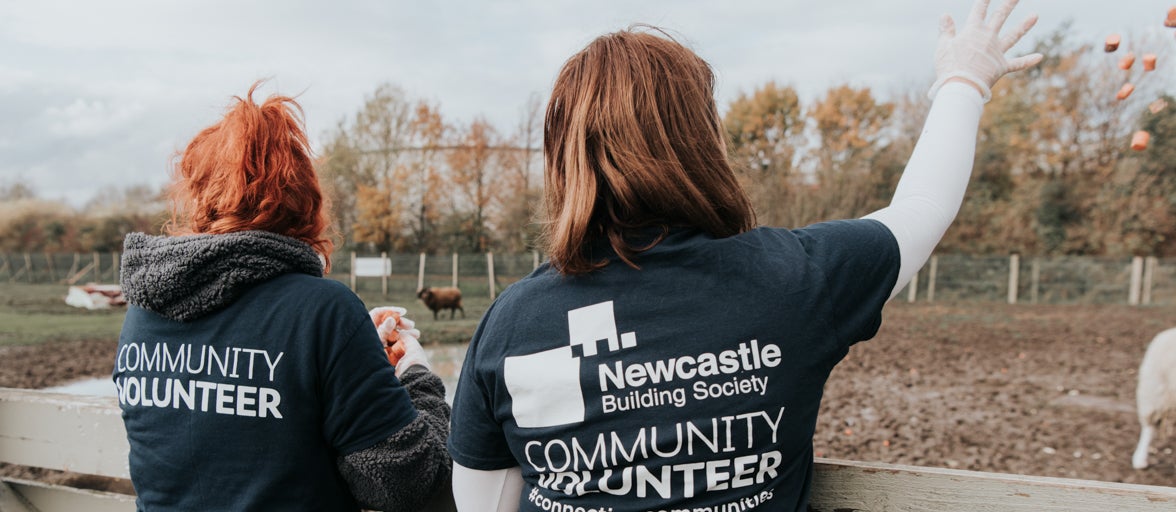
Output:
(1118, 83), (1135, 100)
(1120, 52), (1136, 70)
(1105, 34), (1121, 52)
(1131, 131), (1150, 151)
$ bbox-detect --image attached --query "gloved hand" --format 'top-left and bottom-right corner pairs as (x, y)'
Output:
(929, 0), (1043, 102)
(391, 330), (431, 377)
(369, 306), (429, 375)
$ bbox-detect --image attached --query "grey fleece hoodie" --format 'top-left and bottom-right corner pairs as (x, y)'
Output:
(119, 230), (452, 511)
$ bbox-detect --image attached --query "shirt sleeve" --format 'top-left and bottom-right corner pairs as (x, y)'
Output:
(794, 218), (900, 346)
(864, 81), (985, 298)
(320, 314), (418, 455)
(447, 305), (518, 470)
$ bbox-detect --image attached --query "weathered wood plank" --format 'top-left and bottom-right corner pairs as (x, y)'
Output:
(2, 479), (134, 512)
(6, 388), (1176, 512)
(810, 457), (1176, 512)
(0, 388), (129, 479)
(0, 481), (36, 512)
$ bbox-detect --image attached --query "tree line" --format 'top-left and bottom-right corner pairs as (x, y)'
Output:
(2, 28), (1173, 257)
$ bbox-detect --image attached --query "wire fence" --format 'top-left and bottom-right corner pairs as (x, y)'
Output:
(897, 254), (1174, 305)
(2, 251), (1174, 305)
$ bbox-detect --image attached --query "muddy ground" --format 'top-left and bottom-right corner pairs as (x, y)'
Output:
(3, 302), (1175, 493)
(816, 302), (1176, 487)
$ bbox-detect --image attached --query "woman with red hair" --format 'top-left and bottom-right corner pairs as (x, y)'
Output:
(447, 1), (1041, 510)
(114, 83), (450, 511)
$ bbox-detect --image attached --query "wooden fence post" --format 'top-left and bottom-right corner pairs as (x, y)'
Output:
(1129, 256), (1144, 306)
(487, 252), (496, 300)
(380, 252), (388, 296)
(66, 253), (79, 281)
(533, 251), (540, 270)
(907, 269), (918, 303)
(349, 252), (356, 291)
(1030, 258), (1040, 304)
(43, 253), (55, 283)
(0, 254), (9, 281)
(452, 253), (459, 288)
(113, 252), (120, 284)
(417, 253), (426, 292)
(23, 253), (32, 283)
(92, 252), (100, 284)
(1142, 256), (1156, 305)
(927, 255), (938, 303)
(1008, 254), (1020, 305)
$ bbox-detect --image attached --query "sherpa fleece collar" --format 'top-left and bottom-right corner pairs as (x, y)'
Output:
(120, 230), (324, 322)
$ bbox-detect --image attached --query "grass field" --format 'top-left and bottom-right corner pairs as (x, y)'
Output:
(0, 284), (127, 346)
(0, 280), (490, 347)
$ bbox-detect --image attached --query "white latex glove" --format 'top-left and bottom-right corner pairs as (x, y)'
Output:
(929, 0), (1043, 102)
(373, 312), (422, 342)
(391, 330), (431, 377)
(368, 306), (420, 337)
(369, 306), (430, 375)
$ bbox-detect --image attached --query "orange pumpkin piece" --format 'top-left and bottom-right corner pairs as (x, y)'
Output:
(1131, 131), (1150, 151)
(1104, 34), (1120, 52)
(385, 339), (408, 365)
(1143, 54), (1157, 71)
(372, 309), (405, 365)
(1166, 7), (1176, 28)
(1117, 83), (1135, 100)
(1120, 53), (1135, 70)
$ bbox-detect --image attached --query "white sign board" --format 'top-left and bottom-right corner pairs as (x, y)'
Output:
(354, 257), (391, 277)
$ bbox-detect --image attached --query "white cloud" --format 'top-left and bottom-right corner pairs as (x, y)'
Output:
(45, 99), (146, 138)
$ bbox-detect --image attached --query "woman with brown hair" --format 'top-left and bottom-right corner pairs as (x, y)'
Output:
(447, 1), (1041, 510)
(113, 83), (450, 511)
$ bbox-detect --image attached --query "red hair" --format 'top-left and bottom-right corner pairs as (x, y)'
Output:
(166, 81), (334, 271)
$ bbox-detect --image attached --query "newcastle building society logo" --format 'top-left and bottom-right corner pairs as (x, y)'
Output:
(504, 301), (635, 428)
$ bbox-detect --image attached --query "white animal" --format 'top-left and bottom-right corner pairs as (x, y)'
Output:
(1133, 327), (1176, 469)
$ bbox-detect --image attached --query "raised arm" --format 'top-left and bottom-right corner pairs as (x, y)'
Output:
(864, 0), (1042, 298)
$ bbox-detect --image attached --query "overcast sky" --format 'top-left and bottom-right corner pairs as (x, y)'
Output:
(2, 0), (1174, 207)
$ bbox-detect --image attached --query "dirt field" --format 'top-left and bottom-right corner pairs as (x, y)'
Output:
(3, 301), (1175, 490)
(816, 302), (1176, 487)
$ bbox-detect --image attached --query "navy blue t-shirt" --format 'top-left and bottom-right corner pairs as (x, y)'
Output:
(114, 273), (416, 511)
(448, 221), (900, 512)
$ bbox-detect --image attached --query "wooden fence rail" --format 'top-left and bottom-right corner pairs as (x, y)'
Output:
(0, 389), (133, 511)
(2, 388), (1174, 511)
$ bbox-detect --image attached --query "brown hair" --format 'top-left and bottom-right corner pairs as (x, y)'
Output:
(542, 27), (755, 275)
(166, 81), (335, 271)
